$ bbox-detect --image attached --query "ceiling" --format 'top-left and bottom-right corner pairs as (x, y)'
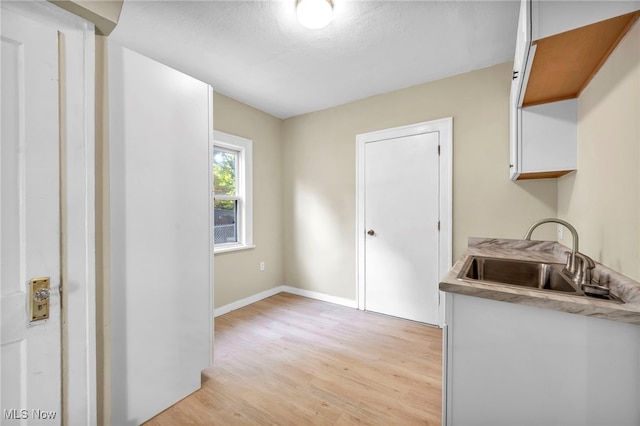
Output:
(110, 0), (520, 119)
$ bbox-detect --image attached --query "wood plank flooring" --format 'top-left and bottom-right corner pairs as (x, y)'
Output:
(144, 293), (442, 425)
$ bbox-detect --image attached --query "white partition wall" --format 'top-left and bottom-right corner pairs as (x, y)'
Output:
(108, 42), (213, 425)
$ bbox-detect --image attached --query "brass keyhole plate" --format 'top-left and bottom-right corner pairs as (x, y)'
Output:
(29, 277), (50, 322)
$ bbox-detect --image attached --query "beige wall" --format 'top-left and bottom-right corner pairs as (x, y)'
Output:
(558, 21), (640, 280)
(212, 93), (285, 308)
(282, 62), (558, 301)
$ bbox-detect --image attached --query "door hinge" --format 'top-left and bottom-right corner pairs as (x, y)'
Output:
(437, 145), (441, 156)
(437, 220), (440, 231)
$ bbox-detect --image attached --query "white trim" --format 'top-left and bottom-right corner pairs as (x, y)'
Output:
(214, 194), (240, 201)
(64, 19), (97, 426)
(1, 2), (98, 424)
(355, 118), (453, 328)
(207, 87), (215, 365)
(214, 243), (256, 254)
(213, 130), (253, 253)
(213, 286), (357, 317)
(214, 286), (284, 317)
(281, 286), (358, 309)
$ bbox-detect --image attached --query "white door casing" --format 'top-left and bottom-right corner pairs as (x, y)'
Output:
(1, 7), (61, 422)
(356, 118), (452, 326)
(1, 2), (97, 424)
(108, 42), (213, 425)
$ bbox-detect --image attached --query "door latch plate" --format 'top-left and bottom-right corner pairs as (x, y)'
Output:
(29, 277), (50, 322)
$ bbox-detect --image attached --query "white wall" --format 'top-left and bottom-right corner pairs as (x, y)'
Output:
(108, 42), (211, 425)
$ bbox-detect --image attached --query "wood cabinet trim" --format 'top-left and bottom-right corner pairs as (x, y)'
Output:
(517, 170), (575, 180)
(523, 11), (640, 107)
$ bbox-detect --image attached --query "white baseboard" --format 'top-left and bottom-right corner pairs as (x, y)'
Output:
(214, 285), (358, 317)
(214, 286), (283, 317)
(280, 286), (358, 309)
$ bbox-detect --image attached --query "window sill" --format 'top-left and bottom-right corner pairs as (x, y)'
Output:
(214, 244), (255, 254)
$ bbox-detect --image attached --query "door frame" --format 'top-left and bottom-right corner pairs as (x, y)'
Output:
(356, 118), (452, 327)
(2, 1), (97, 424)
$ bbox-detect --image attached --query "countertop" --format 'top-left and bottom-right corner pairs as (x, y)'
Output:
(439, 238), (640, 325)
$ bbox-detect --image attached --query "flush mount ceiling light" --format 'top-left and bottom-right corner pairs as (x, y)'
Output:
(296, 0), (334, 29)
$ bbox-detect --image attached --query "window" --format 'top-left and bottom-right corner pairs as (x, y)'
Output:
(212, 131), (253, 253)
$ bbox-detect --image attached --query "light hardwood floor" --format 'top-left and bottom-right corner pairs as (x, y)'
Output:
(144, 292), (442, 425)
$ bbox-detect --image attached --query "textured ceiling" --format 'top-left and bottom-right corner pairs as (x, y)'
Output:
(111, 0), (520, 119)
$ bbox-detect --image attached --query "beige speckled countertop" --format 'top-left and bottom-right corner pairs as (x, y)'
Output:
(439, 238), (640, 325)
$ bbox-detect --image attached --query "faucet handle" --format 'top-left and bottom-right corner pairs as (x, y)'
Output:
(578, 253), (595, 269)
(563, 251), (577, 275)
(572, 256), (583, 280)
(574, 252), (595, 285)
(593, 270), (609, 287)
(599, 272), (610, 286)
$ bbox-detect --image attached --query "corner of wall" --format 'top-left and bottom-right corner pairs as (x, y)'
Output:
(559, 20), (640, 279)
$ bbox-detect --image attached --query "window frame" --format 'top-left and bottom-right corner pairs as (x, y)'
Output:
(213, 130), (254, 253)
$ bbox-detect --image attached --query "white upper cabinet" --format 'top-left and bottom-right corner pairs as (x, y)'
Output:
(513, 0), (530, 79)
(532, 1), (640, 41)
(509, 0), (531, 178)
(510, 0), (640, 180)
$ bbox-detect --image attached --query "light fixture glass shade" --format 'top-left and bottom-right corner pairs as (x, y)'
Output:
(297, 0), (333, 29)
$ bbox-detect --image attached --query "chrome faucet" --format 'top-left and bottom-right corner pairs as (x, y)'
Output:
(524, 218), (579, 275)
(523, 218), (594, 285)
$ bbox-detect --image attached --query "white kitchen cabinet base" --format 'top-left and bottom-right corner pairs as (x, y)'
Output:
(444, 293), (640, 426)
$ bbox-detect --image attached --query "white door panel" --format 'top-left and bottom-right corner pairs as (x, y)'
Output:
(364, 132), (440, 325)
(1, 8), (61, 423)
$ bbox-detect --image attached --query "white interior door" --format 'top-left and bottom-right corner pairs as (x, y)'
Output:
(108, 42), (213, 425)
(1, 8), (61, 423)
(364, 132), (440, 325)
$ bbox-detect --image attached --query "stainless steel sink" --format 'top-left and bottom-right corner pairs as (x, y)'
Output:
(458, 256), (580, 294)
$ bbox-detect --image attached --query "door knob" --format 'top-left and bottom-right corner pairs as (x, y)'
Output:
(33, 288), (50, 302)
(367, 229), (375, 236)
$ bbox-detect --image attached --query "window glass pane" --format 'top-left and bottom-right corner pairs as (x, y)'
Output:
(213, 149), (237, 196)
(214, 199), (237, 244)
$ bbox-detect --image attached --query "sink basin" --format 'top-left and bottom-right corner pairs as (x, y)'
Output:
(458, 256), (580, 294)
